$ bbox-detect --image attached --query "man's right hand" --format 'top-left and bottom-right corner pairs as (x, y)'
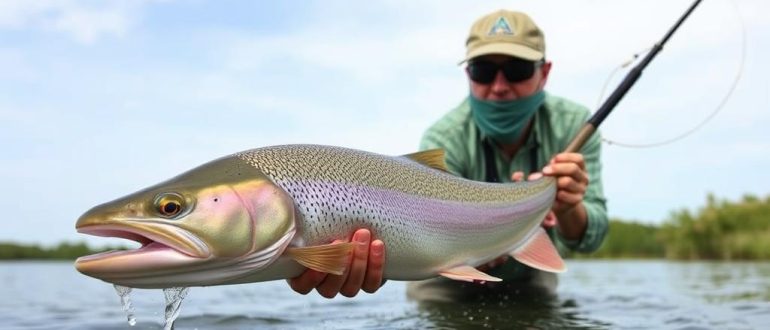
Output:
(287, 229), (385, 298)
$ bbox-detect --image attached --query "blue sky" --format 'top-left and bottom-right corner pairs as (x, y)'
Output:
(1, 0), (768, 246)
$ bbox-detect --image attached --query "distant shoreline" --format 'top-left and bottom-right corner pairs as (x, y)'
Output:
(5, 193), (768, 261)
(578, 193), (770, 261)
(0, 242), (126, 260)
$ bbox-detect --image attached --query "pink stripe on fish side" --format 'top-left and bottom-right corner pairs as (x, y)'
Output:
(278, 179), (552, 238)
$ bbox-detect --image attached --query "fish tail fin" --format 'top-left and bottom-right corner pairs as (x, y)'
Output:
(509, 227), (566, 273)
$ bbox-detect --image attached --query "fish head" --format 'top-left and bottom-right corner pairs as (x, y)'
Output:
(75, 155), (297, 288)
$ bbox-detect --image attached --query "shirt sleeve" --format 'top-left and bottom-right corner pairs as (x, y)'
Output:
(555, 129), (608, 253)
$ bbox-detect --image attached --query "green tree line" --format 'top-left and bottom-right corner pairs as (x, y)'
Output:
(574, 193), (770, 260)
(658, 193), (770, 260)
(0, 241), (124, 260)
(569, 219), (665, 259)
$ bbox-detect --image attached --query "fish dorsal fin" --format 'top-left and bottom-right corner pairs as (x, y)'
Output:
(509, 227), (566, 273)
(439, 265), (502, 283)
(403, 149), (448, 172)
(285, 243), (355, 275)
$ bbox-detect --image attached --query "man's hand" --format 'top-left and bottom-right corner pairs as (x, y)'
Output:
(541, 153), (588, 215)
(541, 152), (590, 240)
(287, 229), (385, 298)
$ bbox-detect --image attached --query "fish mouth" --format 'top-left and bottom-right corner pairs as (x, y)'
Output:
(75, 219), (211, 278)
(76, 222), (210, 259)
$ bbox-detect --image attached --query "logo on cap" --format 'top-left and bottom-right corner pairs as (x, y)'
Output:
(488, 17), (514, 36)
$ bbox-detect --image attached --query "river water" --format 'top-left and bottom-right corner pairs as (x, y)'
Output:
(1, 260), (768, 329)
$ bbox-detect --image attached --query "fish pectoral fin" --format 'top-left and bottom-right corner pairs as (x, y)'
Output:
(285, 243), (355, 275)
(439, 265), (502, 283)
(402, 149), (449, 172)
(509, 227), (567, 273)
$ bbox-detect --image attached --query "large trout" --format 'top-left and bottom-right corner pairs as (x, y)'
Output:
(75, 145), (565, 289)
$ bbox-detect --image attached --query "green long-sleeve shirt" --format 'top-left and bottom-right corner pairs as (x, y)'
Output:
(419, 93), (608, 280)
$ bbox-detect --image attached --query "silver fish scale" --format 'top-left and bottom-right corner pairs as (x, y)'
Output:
(236, 145), (555, 275)
(278, 178), (400, 246)
(236, 145), (550, 203)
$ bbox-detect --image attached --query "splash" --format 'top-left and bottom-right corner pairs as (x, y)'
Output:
(113, 284), (137, 326)
(163, 287), (190, 330)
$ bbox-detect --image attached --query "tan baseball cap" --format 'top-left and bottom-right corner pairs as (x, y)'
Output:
(461, 10), (545, 63)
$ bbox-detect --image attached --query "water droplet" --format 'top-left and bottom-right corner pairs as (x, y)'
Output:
(163, 287), (190, 330)
(113, 284), (137, 326)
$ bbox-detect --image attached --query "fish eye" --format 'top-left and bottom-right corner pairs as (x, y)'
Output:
(154, 193), (185, 218)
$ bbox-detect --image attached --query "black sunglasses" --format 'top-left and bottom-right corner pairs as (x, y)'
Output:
(467, 59), (544, 84)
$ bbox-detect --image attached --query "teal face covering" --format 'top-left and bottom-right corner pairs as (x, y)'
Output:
(470, 90), (546, 144)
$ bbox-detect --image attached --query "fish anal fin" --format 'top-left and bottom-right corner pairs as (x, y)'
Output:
(439, 265), (502, 283)
(510, 227), (566, 273)
(403, 149), (448, 172)
(285, 242), (355, 275)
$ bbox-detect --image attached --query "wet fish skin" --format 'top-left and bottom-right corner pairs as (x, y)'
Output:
(75, 144), (561, 288)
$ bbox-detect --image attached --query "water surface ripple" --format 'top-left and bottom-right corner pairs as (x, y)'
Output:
(1, 260), (768, 329)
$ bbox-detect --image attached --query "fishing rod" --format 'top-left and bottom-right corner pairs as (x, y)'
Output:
(564, 0), (704, 153)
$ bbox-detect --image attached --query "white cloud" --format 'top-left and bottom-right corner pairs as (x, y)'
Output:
(0, 0), (51, 28)
(216, 26), (463, 85)
(0, 0), (159, 44)
(47, 4), (132, 43)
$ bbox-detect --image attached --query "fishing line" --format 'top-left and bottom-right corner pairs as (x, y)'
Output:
(595, 46), (652, 109)
(597, 0), (746, 149)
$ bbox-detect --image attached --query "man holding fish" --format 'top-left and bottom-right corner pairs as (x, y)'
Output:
(72, 9), (608, 302)
(288, 9), (608, 300)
